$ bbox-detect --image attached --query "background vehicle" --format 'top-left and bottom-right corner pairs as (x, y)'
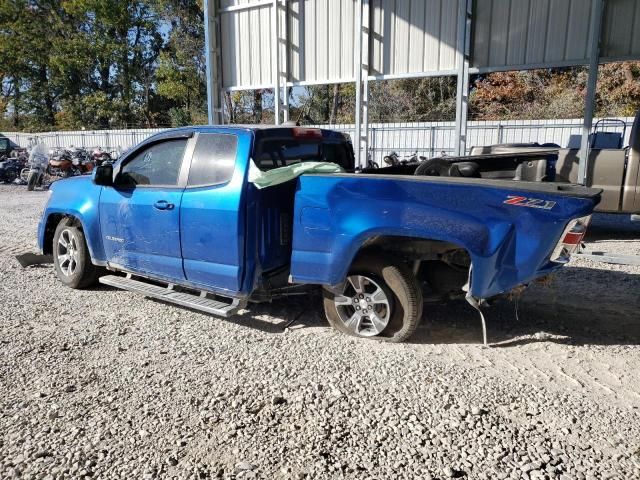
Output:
(26, 144), (50, 191)
(383, 150), (424, 166)
(466, 109), (640, 215)
(37, 126), (600, 343)
(49, 147), (94, 177)
(91, 147), (113, 166)
(48, 148), (72, 177)
(0, 137), (12, 160)
(0, 158), (22, 183)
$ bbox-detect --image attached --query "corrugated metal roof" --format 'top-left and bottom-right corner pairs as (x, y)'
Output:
(220, 2), (274, 89)
(287, 0), (358, 84)
(369, 0), (461, 76)
(472, 0), (640, 71)
(219, 0), (464, 89)
(601, 0), (640, 60)
(472, 0), (595, 71)
(216, 0), (640, 90)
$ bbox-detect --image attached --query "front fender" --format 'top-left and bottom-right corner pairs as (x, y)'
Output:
(38, 177), (105, 263)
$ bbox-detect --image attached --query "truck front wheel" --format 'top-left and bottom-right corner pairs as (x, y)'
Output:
(323, 256), (423, 342)
(52, 218), (100, 289)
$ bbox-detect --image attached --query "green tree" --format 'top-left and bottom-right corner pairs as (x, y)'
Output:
(155, 0), (207, 126)
(0, 1), (62, 130)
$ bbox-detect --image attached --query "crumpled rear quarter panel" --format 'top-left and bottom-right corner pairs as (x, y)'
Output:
(291, 174), (598, 299)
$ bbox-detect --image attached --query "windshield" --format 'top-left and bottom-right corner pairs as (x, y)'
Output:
(0, 138), (9, 151)
(255, 139), (352, 171)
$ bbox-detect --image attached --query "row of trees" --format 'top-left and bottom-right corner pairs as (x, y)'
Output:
(1, 0), (639, 131)
(290, 62), (640, 125)
(0, 0), (207, 131)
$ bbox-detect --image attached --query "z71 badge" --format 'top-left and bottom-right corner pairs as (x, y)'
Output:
(504, 195), (556, 210)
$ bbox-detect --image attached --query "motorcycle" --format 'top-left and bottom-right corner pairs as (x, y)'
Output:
(25, 144), (50, 191)
(0, 158), (22, 183)
(49, 147), (95, 177)
(48, 148), (73, 177)
(11, 148), (29, 166)
(91, 147), (113, 166)
(68, 146), (95, 174)
(382, 150), (425, 166)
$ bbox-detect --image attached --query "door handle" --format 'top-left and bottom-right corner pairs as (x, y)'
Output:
(153, 200), (174, 210)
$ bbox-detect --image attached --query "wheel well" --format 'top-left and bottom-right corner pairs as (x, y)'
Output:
(354, 235), (471, 298)
(43, 214), (81, 255)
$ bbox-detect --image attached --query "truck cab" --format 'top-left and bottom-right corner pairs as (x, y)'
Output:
(86, 126), (352, 297)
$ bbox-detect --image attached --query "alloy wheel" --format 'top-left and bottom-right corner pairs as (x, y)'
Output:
(57, 229), (79, 277)
(333, 275), (392, 337)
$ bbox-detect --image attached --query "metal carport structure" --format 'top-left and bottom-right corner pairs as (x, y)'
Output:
(204, 0), (640, 180)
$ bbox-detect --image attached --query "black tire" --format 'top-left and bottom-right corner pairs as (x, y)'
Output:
(52, 218), (100, 289)
(323, 255), (423, 343)
(414, 158), (452, 176)
(27, 171), (38, 191)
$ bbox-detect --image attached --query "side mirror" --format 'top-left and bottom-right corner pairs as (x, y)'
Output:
(93, 164), (113, 187)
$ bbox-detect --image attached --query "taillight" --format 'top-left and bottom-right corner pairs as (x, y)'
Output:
(550, 215), (591, 263)
(292, 127), (322, 139)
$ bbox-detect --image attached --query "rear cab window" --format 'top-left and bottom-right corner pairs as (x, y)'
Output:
(187, 133), (238, 187)
(254, 129), (354, 172)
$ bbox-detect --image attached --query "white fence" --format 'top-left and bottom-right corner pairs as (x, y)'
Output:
(2, 117), (633, 163)
(317, 117), (634, 163)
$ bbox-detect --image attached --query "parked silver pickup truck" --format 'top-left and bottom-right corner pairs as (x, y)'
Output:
(398, 110), (638, 215)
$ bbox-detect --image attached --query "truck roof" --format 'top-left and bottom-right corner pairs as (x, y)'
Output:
(149, 125), (350, 143)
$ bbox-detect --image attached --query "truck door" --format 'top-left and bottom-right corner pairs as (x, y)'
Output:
(99, 136), (190, 280)
(180, 132), (248, 294)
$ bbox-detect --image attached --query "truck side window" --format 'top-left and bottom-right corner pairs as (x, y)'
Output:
(120, 139), (187, 187)
(187, 133), (237, 187)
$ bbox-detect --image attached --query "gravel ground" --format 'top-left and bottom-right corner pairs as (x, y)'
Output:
(1, 184), (640, 480)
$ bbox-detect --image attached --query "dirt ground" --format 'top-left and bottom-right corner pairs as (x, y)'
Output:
(1, 184), (639, 479)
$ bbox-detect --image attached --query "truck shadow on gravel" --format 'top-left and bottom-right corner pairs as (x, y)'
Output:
(414, 265), (640, 347)
(585, 213), (640, 240)
(227, 265), (640, 348)
(101, 265), (639, 348)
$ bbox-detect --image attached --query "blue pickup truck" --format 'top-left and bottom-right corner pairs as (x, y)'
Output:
(37, 126), (600, 342)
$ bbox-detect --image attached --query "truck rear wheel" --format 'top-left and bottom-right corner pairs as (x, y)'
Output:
(52, 218), (100, 289)
(323, 255), (423, 343)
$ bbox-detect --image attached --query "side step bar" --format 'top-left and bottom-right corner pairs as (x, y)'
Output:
(99, 275), (246, 318)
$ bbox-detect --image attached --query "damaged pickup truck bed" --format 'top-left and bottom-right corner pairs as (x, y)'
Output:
(37, 126), (601, 343)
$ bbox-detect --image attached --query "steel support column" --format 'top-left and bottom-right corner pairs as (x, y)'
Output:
(272, 0), (281, 125)
(204, 0), (223, 124)
(353, 0), (365, 168)
(454, 0), (472, 156)
(280, 0), (290, 122)
(361, 0), (370, 165)
(578, 0), (605, 185)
